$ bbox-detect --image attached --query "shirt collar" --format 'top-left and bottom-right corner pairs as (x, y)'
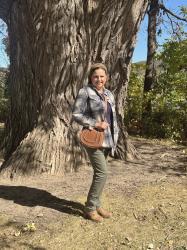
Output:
(88, 84), (108, 96)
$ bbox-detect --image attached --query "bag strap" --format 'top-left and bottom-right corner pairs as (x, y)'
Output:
(100, 93), (108, 122)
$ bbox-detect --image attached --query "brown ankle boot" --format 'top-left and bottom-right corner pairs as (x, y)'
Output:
(84, 210), (103, 223)
(96, 207), (112, 218)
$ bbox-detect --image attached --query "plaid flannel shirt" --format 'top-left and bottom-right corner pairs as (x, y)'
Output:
(72, 84), (119, 155)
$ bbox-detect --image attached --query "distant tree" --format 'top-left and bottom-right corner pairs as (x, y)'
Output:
(124, 62), (145, 134)
(142, 0), (187, 134)
(0, 0), (148, 178)
(126, 38), (187, 141)
(144, 0), (159, 93)
(145, 1), (187, 92)
(154, 38), (187, 141)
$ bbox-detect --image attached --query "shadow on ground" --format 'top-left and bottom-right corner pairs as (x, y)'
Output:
(0, 185), (84, 217)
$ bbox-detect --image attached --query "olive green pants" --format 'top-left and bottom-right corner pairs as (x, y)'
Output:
(84, 147), (111, 212)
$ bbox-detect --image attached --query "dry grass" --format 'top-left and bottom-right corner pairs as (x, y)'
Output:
(0, 183), (186, 250)
(0, 137), (186, 250)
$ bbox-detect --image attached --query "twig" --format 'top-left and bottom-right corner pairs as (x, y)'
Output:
(133, 212), (138, 220)
(166, 12), (175, 34)
(159, 3), (187, 22)
(158, 206), (168, 219)
(179, 204), (184, 212)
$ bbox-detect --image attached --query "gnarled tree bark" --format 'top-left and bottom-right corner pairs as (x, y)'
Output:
(0, 0), (148, 178)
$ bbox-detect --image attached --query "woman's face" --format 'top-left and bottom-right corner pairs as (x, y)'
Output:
(91, 68), (107, 91)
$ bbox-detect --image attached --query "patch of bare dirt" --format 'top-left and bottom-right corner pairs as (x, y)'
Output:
(0, 137), (186, 250)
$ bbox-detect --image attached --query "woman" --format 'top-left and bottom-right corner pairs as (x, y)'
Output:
(72, 63), (119, 222)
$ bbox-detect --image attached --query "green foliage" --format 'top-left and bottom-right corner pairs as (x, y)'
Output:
(125, 39), (187, 143)
(124, 63), (145, 134)
(154, 39), (187, 141)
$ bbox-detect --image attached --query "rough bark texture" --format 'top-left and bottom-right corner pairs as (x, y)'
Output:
(0, 0), (148, 178)
(144, 0), (159, 92)
(142, 0), (159, 134)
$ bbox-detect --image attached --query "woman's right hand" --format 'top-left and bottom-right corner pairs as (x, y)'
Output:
(95, 121), (109, 130)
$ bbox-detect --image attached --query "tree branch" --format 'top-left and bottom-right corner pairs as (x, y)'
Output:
(159, 3), (187, 22)
(166, 12), (175, 34)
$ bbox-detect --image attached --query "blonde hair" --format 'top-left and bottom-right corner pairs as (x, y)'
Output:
(88, 63), (108, 84)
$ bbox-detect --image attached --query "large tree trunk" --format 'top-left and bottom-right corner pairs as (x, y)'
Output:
(144, 0), (159, 92)
(142, 0), (159, 134)
(0, 0), (148, 178)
